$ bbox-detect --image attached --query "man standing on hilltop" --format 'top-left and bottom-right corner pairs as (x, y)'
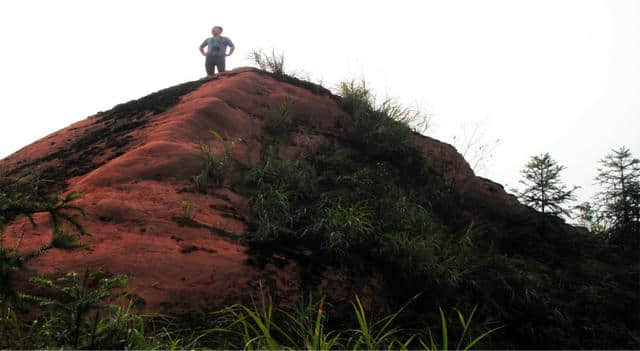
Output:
(199, 26), (235, 77)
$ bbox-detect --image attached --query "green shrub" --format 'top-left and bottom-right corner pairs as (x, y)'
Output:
(378, 194), (436, 234)
(1, 269), (210, 350)
(252, 186), (297, 240)
(192, 130), (235, 192)
(308, 201), (375, 256)
(27, 269), (129, 349)
(338, 80), (373, 117)
(89, 301), (150, 349)
(241, 146), (315, 241)
(239, 141), (448, 263)
(338, 80), (430, 178)
(264, 98), (304, 141)
(51, 226), (88, 250)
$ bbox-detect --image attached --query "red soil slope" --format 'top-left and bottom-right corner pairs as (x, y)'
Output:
(0, 67), (517, 312)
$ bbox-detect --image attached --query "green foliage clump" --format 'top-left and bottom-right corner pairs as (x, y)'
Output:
(192, 130), (236, 192)
(0, 267), (211, 350)
(238, 140), (475, 297)
(26, 269), (129, 349)
(309, 201), (375, 256)
(50, 226), (88, 250)
(240, 146), (315, 241)
(338, 80), (430, 176)
(263, 98), (307, 142)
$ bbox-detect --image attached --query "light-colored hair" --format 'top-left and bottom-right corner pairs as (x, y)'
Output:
(212, 26), (223, 33)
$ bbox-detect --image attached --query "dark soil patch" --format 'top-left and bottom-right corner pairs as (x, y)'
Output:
(6, 78), (211, 192)
(171, 216), (208, 229)
(210, 227), (242, 241)
(180, 245), (217, 254)
(170, 216), (242, 242)
(209, 204), (246, 222)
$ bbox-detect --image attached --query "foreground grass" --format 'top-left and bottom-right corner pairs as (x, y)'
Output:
(210, 292), (501, 350)
(1, 277), (500, 350)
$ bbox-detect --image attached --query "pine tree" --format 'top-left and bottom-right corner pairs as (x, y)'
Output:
(516, 153), (578, 218)
(594, 146), (640, 247)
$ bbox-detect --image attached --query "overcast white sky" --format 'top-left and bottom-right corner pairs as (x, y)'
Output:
(1, 0), (638, 206)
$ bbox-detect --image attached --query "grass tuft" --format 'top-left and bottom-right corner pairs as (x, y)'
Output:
(249, 49), (286, 77)
(192, 130), (236, 192)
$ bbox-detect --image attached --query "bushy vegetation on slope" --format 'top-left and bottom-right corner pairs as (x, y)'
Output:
(0, 101), (496, 350)
(233, 79), (639, 349)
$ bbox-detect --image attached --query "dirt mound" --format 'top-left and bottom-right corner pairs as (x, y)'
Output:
(0, 67), (518, 312)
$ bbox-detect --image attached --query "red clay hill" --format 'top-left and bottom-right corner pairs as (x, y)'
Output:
(1, 67), (523, 313)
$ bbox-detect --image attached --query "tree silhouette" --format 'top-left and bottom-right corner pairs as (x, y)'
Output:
(515, 153), (578, 218)
(594, 146), (640, 248)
